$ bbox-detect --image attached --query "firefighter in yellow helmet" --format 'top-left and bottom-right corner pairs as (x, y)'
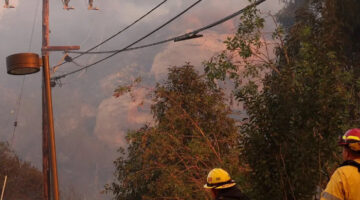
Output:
(204, 168), (249, 200)
(321, 128), (360, 200)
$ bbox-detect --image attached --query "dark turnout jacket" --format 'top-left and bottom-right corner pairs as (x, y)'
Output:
(215, 186), (250, 200)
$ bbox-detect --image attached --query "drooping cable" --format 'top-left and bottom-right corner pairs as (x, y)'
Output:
(54, 0), (168, 70)
(10, 77), (25, 147)
(52, 0), (202, 80)
(29, 0), (41, 50)
(67, 38), (174, 54)
(9, 0), (42, 148)
(68, 0), (267, 55)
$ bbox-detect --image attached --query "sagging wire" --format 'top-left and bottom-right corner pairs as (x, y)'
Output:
(52, 0), (202, 81)
(51, 0), (266, 81)
(9, 0), (41, 147)
(51, 21), (106, 87)
(54, 0), (168, 69)
(69, 0), (267, 55)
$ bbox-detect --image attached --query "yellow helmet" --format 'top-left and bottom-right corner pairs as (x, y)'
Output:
(204, 168), (236, 189)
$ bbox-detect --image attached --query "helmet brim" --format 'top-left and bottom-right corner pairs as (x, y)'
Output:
(214, 182), (236, 189)
(203, 182), (236, 189)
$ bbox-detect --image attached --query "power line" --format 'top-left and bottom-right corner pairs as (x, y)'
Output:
(29, 0), (41, 50)
(78, 0), (167, 56)
(52, 0), (202, 80)
(67, 0), (267, 55)
(53, 0), (168, 70)
(10, 76), (26, 147)
(9, 0), (42, 148)
(71, 38), (174, 54)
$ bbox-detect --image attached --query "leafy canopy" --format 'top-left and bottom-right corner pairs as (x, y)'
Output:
(107, 65), (245, 200)
(205, 0), (360, 199)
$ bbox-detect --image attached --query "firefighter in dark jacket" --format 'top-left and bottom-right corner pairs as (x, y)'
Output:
(204, 168), (249, 200)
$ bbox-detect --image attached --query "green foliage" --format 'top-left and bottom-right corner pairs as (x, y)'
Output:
(205, 0), (360, 199)
(107, 65), (244, 200)
(0, 142), (43, 200)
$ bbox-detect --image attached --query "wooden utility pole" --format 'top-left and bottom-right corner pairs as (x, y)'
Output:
(41, 1), (80, 200)
(42, 0), (60, 199)
(4, 1), (79, 200)
(42, 87), (50, 200)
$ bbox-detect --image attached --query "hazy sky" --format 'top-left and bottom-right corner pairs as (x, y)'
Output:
(0, 0), (284, 199)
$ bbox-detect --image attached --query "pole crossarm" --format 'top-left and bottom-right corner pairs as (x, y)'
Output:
(42, 46), (80, 52)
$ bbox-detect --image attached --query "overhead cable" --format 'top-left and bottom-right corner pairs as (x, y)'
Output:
(29, 0), (41, 50)
(52, 0), (202, 80)
(54, 0), (168, 70)
(10, 77), (25, 147)
(9, 0), (42, 148)
(66, 0), (266, 55)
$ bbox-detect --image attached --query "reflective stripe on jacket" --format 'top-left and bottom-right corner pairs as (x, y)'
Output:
(321, 158), (360, 200)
